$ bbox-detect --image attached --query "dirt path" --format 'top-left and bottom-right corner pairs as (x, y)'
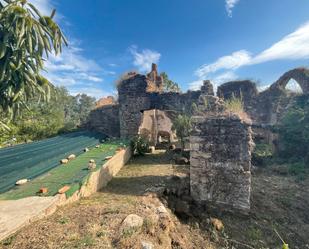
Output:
(0, 151), (214, 249)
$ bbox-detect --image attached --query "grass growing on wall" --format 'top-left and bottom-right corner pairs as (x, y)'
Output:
(223, 93), (248, 120)
(0, 140), (128, 200)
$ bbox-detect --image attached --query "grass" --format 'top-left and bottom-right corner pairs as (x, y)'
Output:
(0, 140), (128, 200)
(224, 94), (248, 119)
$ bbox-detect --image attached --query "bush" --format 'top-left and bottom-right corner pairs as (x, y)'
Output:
(278, 95), (309, 164)
(130, 135), (149, 156)
(252, 142), (273, 166)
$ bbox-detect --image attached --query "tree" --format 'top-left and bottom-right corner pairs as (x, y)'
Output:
(278, 95), (309, 163)
(0, 0), (67, 117)
(76, 94), (96, 124)
(160, 72), (181, 93)
(172, 114), (192, 150)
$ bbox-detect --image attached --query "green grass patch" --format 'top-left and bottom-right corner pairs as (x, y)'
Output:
(0, 140), (128, 200)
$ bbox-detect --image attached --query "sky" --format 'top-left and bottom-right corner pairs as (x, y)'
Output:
(31, 0), (309, 98)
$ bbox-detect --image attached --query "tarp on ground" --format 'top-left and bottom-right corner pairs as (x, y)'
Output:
(0, 130), (106, 194)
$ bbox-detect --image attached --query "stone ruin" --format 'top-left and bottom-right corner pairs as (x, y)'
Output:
(87, 65), (309, 212)
(190, 95), (253, 211)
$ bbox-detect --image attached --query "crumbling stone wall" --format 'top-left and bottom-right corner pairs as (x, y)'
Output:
(117, 67), (202, 138)
(87, 105), (120, 138)
(190, 99), (253, 211)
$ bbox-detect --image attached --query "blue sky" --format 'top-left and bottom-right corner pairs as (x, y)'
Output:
(32, 0), (309, 98)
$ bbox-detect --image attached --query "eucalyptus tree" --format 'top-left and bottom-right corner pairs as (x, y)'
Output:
(0, 0), (67, 125)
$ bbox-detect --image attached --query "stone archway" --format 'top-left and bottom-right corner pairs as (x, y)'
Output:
(272, 68), (309, 94)
(138, 109), (176, 146)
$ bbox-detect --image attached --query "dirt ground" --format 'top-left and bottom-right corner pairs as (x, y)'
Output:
(0, 151), (215, 249)
(1, 151), (309, 249)
(220, 166), (309, 249)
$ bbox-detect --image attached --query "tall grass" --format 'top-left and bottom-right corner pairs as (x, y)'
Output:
(224, 93), (245, 117)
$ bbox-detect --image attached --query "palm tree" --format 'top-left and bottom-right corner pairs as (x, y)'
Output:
(0, 0), (67, 121)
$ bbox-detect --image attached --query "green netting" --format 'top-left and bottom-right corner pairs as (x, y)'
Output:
(0, 130), (108, 194)
(0, 141), (128, 200)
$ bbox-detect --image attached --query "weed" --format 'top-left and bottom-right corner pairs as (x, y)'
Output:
(1, 235), (15, 246)
(122, 228), (138, 238)
(58, 216), (70, 224)
(247, 227), (262, 241)
(75, 235), (96, 247)
(224, 93), (246, 118)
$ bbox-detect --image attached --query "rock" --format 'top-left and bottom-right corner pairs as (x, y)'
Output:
(58, 185), (70, 194)
(84, 147), (89, 152)
(95, 145), (100, 148)
(156, 205), (170, 219)
(60, 159), (69, 164)
(174, 156), (189, 165)
(121, 214), (144, 231)
(211, 218), (224, 231)
(67, 154), (76, 160)
(88, 162), (96, 170)
(15, 179), (28, 185)
(89, 159), (95, 163)
(141, 241), (154, 249)
(105, 156), (113, 160)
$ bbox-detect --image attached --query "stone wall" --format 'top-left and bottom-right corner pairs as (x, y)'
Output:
(190, 112), (253, 212)
(118, 72), (202, 138)
(87, 105), (120, 138)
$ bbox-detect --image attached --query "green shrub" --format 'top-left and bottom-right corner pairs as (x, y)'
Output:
(288, 162), (306, 175)
(278, 95), (309, 163)
(130, 135), (149, 156)
(252, 142), (273, 166)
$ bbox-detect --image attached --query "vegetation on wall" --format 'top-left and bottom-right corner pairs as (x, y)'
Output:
(224, 93), (246, 118)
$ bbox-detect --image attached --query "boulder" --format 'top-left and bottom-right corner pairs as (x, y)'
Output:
(67, 154), (76, 160)
(60, 159), (69, 164)
(84, 147), (89, 152)
(89, 159), (95, 163)
(141, 241), (154, 249)
(121, 214), (144, 231)
(15, 179), (28, 185)
(95, 145), (100, 148)
(105, 156), (113, 160)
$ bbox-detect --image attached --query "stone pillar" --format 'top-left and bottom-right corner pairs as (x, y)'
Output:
(190, 114), (253, 212)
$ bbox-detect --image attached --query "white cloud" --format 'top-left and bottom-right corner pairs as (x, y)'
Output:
(252, 21), (309, 64)
(189, 71), (238, 91)
(194, 20), (309, 86)
(129, 46), (161, 72)
(43, 41), (104, 89)
(226, 0), (240, 17)
(195, 50), (251, 78)
(69, 87), (112, 100)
